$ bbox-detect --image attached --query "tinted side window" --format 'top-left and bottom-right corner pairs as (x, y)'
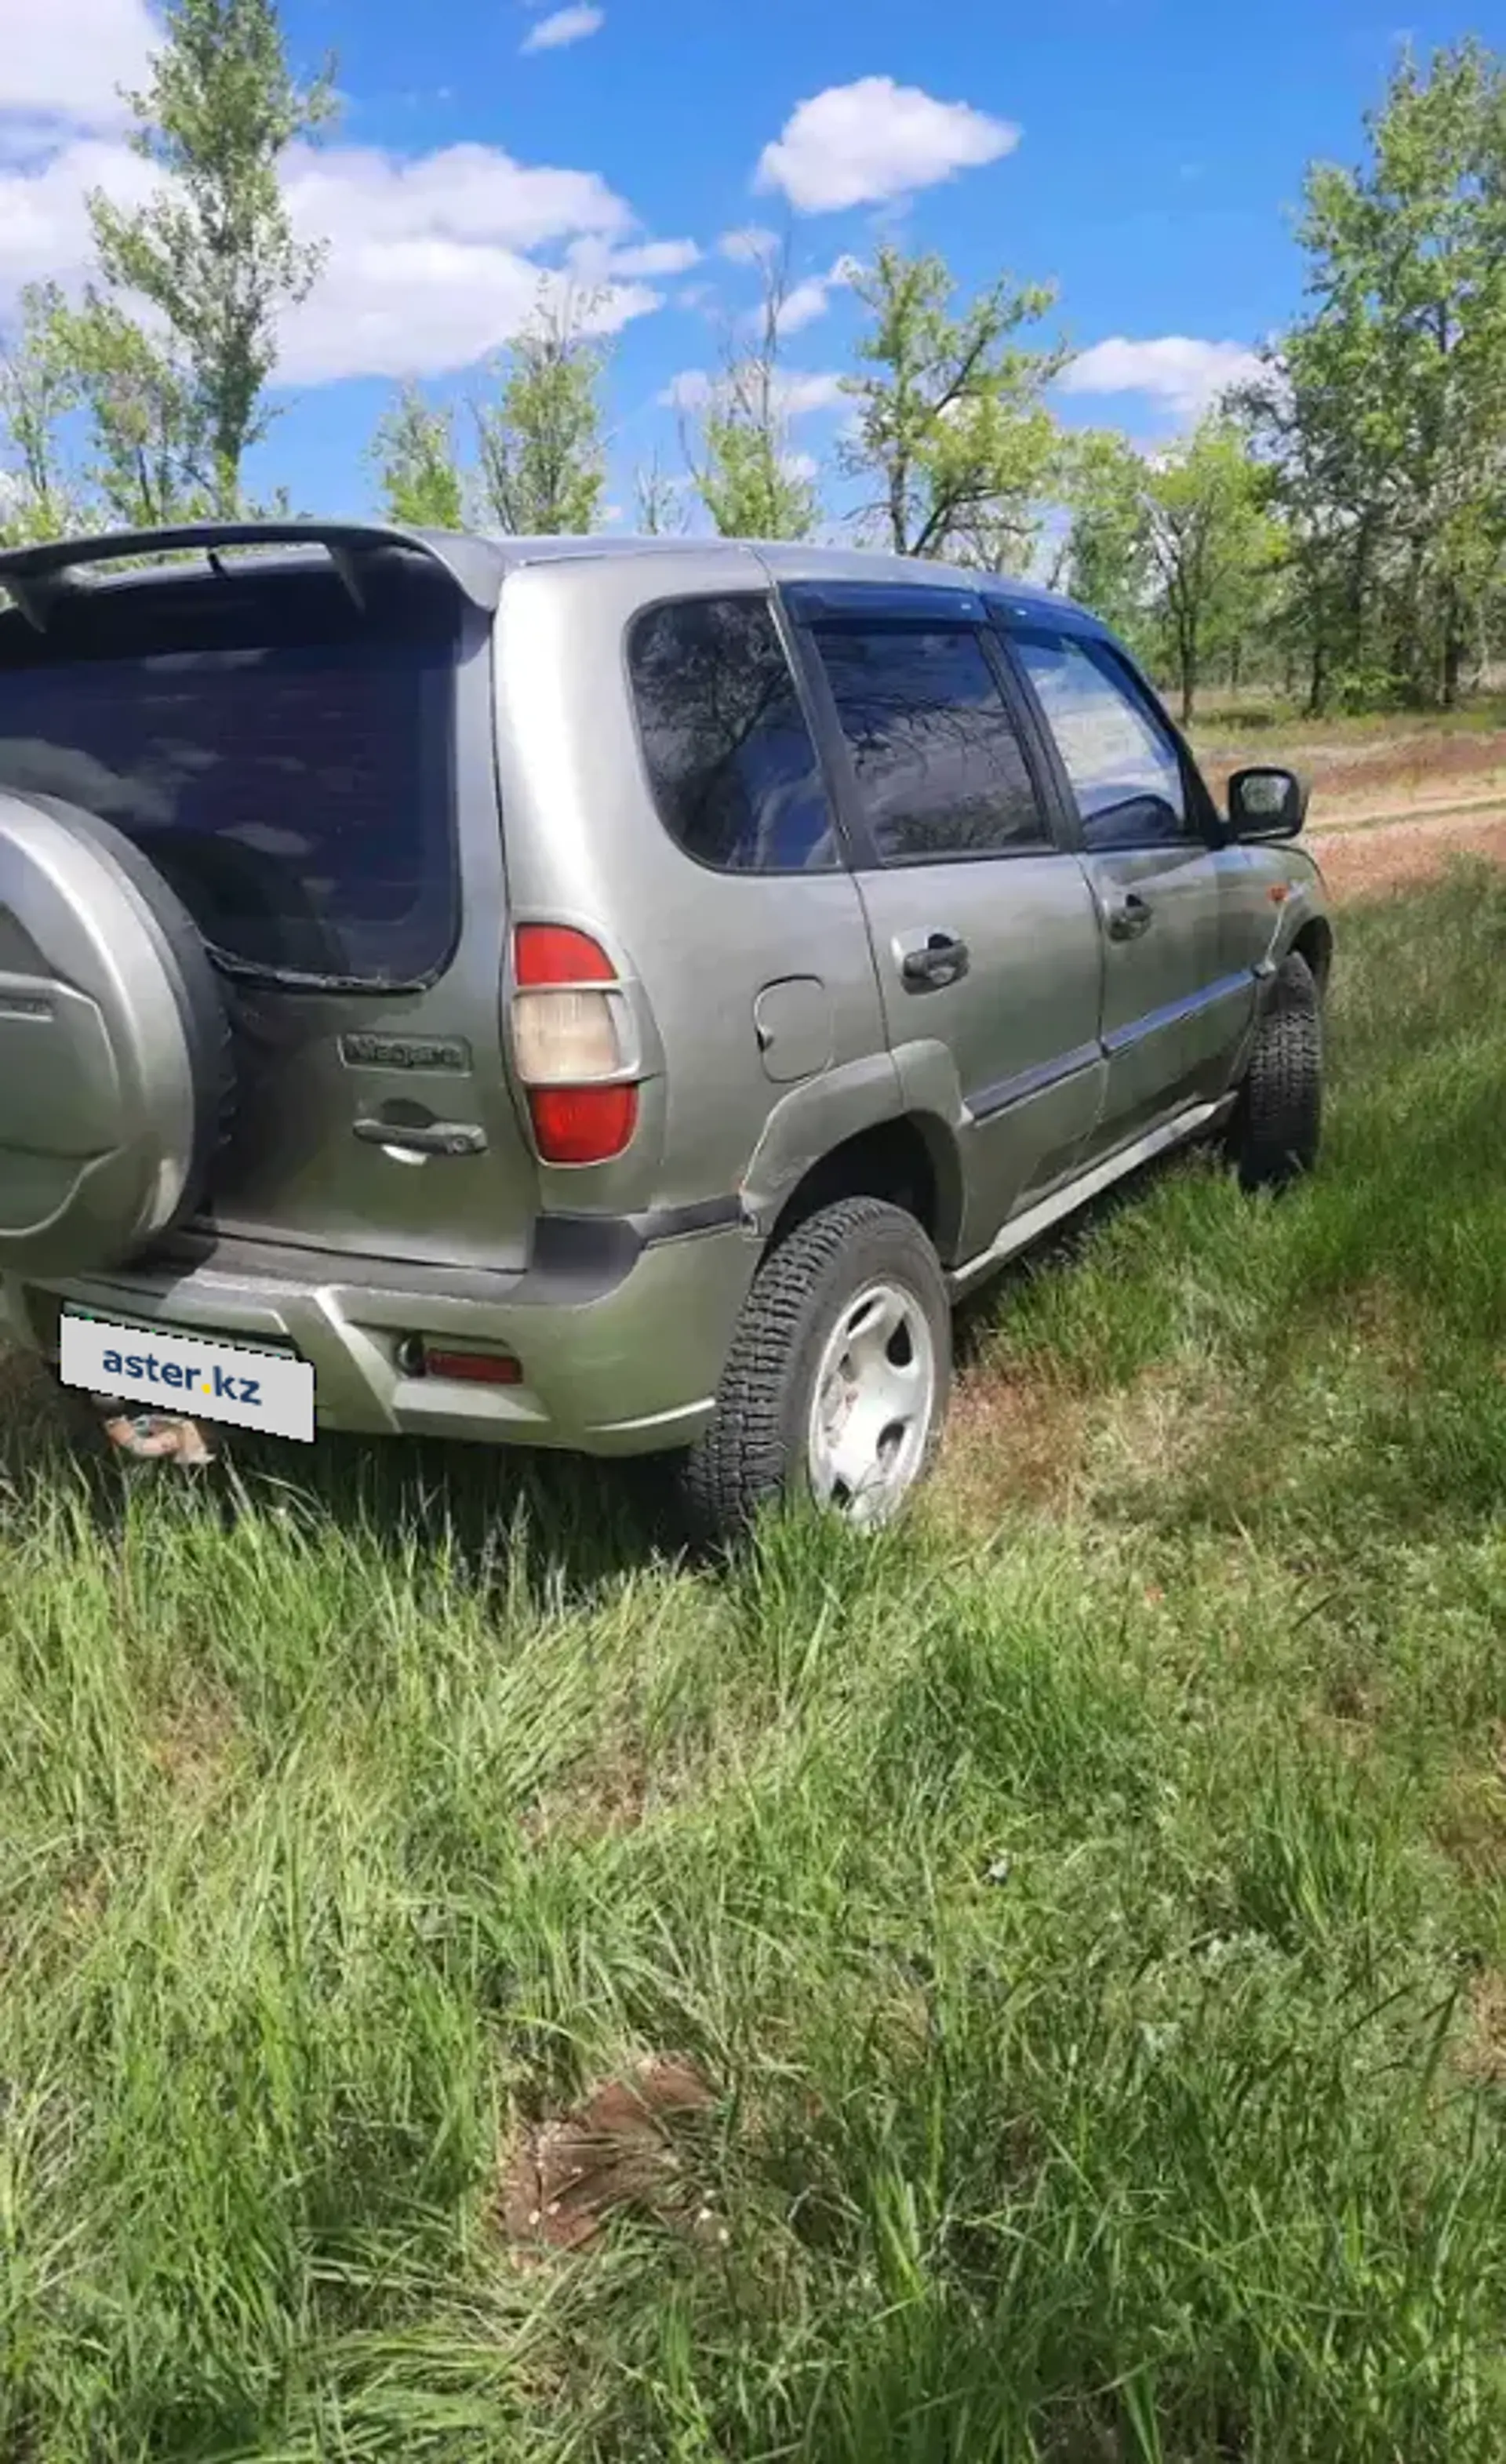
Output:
(1012, 633), (1195, 852)
(813, 623), (1049, 863)
(628, 595), (837, 873)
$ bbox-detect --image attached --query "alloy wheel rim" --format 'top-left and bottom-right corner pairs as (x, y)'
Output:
(806, 1279), (937, 1528)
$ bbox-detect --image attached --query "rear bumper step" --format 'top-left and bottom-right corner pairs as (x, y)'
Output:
(7, 1211), (757, 1457)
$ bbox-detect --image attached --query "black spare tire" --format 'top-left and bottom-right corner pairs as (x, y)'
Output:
(0, 788), (232, 1276)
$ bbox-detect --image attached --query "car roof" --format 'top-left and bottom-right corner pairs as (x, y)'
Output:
(0, 519), (1095, 633)
(423, 529), (1086, 620)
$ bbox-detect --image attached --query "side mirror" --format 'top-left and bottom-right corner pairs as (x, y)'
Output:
(1228, 765), (1308, 841)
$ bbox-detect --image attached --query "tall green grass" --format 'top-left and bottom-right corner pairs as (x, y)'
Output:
(1, 865), (1504, 2461)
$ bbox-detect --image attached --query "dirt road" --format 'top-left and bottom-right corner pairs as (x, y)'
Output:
(1193, 717), (1506, 903)
(1311, 803), (1506, 902)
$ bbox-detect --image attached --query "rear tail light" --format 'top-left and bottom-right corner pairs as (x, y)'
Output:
(511, 925), (638, 1165)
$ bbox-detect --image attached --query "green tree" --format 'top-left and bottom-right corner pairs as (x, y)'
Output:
(841, 244), (1065, 565)
(1246, 40), (1506, 710)
(1060, 428), (1153, 649)
(83, 0), (335, 519)
(1140, 416), (1276, 722)
(46, 295), (209, 529)
(475, 291), (609, 536)
(371, 383), (465, 530)
(687, 242), (820, 540)
(0, 285), (85, 543)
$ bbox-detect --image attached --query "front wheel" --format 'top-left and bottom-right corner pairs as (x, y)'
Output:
(1227, 950), (1324, 1192)
(681, 1197), (952, 1544)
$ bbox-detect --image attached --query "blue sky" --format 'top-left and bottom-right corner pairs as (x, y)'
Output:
(1, 0), (1490, 527)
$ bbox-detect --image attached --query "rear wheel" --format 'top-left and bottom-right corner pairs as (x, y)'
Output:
(682, 1197), (951, 1544)
(1228, 950), (1324, 1191)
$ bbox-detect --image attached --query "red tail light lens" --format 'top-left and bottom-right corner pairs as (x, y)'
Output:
(527, 1084), (638, 1167)
(510, 925), (638, 1165)
(515, 925), (616, 987)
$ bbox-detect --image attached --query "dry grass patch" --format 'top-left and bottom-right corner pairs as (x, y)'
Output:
(930, 1362), (1091, 1533)
(1316, 810), (1506, 903)
(1460, 1969), (1506, 2088)
(497, 2055), (720, 2259)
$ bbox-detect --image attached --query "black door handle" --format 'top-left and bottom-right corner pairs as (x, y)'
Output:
(1105, 892), (1154, 942)
(900, 932), (971, 990)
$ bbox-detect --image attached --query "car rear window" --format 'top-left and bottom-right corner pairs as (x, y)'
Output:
(0, 559), (460, 986)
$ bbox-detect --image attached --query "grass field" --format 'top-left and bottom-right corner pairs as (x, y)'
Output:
(2, 864), (1504, 2462)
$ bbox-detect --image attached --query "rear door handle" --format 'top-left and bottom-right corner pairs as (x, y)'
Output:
(897, 930), (970, 991)
(353, 1118), (488, 1156)
(1105, 892), (1154, 942)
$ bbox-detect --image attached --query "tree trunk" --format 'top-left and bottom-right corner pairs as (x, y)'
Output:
(1442, 585), (1464, 710)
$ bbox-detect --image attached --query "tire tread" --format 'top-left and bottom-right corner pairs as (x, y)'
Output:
(682, 1196), (947, 1543)
(1231, 949), (1323, 1190)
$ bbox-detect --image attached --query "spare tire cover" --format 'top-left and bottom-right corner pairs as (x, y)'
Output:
(0, 789), (231, 1277)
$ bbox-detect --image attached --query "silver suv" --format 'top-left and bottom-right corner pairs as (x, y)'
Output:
(0, 522), (1330, 1537)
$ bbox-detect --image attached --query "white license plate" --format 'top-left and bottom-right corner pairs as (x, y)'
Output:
(59, 1310), (315, 1443)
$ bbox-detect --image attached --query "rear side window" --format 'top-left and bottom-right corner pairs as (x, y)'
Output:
(0, 563), (459, 985)
(628, 595), (838, 873)
(813, 622), (1049, 864)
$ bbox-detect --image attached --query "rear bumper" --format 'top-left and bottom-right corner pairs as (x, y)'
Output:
(2, 1210), (758, 1456)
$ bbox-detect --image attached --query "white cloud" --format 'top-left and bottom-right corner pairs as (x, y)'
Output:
(782, 449), (818, 483)
(0, 1), (682, 387)
(0, 133), (157, 300)
(755, 78), (1017, 213)
(662, 367), (846, 418)
(522, 5), (604, 53)
(283, 140), (628, 257)
(1060, 336), (1264, 421)
(718, 224), (779, 265)
(775, 372), (846, 415)
(278, 144), (653, 381)
(776, 276), (831, 333)
(769, 255), (858, 335)
(0, 0), (155, 127)
(571, 234), (701, 279)
(280, 248), (655, 387)
(661, 369), (711, 412)
(0, 125), (674, 384)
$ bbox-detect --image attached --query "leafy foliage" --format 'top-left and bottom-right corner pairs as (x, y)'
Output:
(371, 383), (466, 532)
(1242, 40), (1506, 710)
(1062, 420), (1279, 716)
(688, 242), (819, 541)
(0, 285), (84, 544)
(474, 291), (609, 537)
(84, 0), (335, 518)
(841, 244), (1065, 565)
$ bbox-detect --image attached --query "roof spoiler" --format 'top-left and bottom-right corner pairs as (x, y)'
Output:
(0, 520), (507, 632)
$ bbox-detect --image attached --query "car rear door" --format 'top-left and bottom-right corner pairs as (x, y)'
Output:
(784, 581), (1106, 1261)
(0, 547), (543, 1275)
(1002, 622), (1257, 1157)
